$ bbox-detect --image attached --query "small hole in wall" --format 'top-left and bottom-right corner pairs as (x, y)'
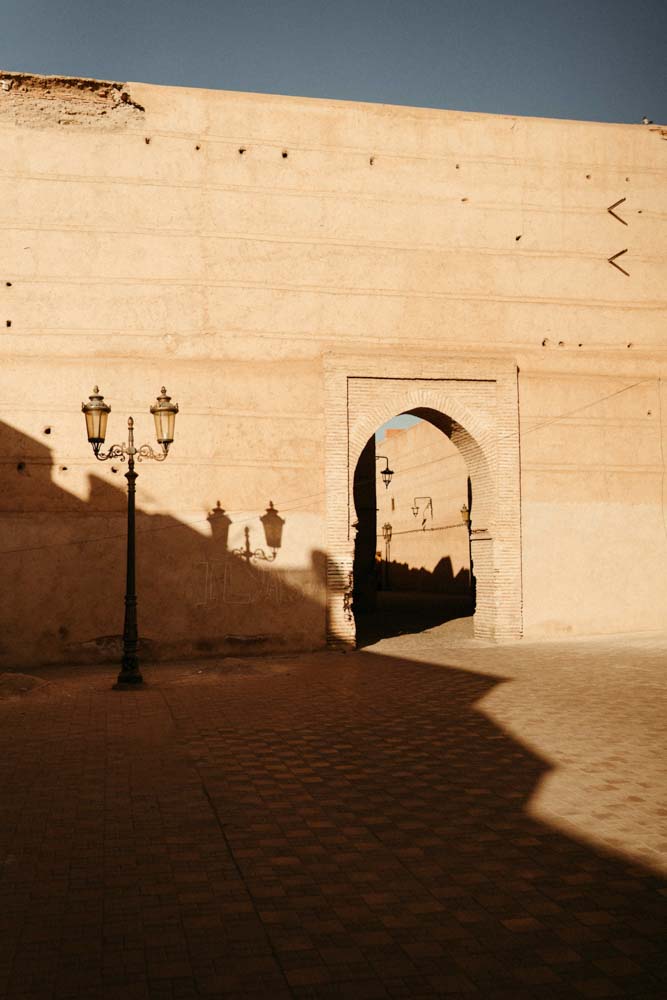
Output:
(16, 462), (25, 473)
(648, 410), (652, 416)
(6, 320), (11, 327)
(558, 341), (565, 347)
(282, 150), (288, 158)
(5, 282), (11, 287)
(627, 343), (633, 348)
(144, 137), (151, 145)
(43, 426), (52, 435)
(111, 466), (119, 474)
(515, 235), (522, 241)
(238, 147), (246, 155)
(455, 163), (460, 169)
(626, 176), (630, 182)
(60, 465), (68, 472)
(638, 210), (643, 214)
(195, 144), (200, 151)
(369, 156), (375, 165)
(586, 173), (591, 179)
(578, 343), (583, 347)
(461, 197), (468, 202)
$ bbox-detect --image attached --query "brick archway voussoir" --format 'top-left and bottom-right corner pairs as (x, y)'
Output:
(349, 391), (493, 472)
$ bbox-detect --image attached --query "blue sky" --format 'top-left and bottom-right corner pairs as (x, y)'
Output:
(376, 414), (421, 443)
(1, 0), (665, 123)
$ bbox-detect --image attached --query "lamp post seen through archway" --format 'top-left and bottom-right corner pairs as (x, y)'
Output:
(381, 521), (392, 590)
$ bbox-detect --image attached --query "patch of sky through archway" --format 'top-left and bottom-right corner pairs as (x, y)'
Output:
(376, 414), (422, 443)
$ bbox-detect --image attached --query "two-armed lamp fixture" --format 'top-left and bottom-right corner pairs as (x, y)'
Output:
(81, 385), (179, 688)
(82, 386), (179, 459)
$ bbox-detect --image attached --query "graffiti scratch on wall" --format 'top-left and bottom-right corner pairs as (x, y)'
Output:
(194, 560), (300, 607)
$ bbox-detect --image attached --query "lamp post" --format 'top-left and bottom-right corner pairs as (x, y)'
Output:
(81, 386), (178, 688)
(460, 503), (474, 606)
(381, 521), (393, 589)
(375, 455), (394, 489)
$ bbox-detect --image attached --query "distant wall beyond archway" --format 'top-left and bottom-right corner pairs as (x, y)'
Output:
(324, 354), (522, 645)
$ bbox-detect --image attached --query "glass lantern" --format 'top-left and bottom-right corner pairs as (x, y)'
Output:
(150, 387), (179, 448)
(82, 386), (111, 449)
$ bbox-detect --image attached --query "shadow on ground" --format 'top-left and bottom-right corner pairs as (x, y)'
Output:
(355, 592), (474, 646)
(0, 648), (664, 998)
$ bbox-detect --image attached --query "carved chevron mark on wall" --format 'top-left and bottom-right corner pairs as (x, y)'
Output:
(608, 248), (629, 276)
(607, 198), (628, 225)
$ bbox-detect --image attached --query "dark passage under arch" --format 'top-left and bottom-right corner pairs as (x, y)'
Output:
(352, 411), (475, 646)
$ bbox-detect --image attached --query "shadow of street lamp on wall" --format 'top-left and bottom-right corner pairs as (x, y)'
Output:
(81, 385), (179, 689)
(207, 501), (232, 549)
(411, 496), (433, 529)
(233, 501), (285, 563)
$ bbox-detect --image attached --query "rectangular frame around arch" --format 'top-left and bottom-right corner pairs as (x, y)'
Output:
(323, 352), (522, 646)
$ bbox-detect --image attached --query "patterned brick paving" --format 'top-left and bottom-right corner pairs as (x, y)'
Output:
(0, 628), (665, 998)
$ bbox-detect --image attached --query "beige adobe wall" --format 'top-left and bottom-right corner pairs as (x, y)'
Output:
(0, 71), (665, 664)
(375, 422), (470, 589)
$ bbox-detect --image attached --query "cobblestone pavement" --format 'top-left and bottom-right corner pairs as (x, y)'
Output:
(0, 624), (665, 999)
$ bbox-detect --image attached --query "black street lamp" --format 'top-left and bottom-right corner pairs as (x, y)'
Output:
(81, 386), (178, 688)
(375, 455), (394, 489)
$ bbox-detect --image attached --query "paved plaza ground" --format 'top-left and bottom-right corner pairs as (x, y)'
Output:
(0, 622), (666, 999)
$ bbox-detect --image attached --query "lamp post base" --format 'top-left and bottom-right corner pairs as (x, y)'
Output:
(113, 668), (144, 688)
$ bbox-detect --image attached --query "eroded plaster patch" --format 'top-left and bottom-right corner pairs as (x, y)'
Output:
(0, 71), (144, 128)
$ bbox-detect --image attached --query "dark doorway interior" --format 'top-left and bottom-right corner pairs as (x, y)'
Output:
(352, 420), (475, 647)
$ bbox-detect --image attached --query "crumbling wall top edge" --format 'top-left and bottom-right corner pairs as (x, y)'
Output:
(0, 69), (126, 90)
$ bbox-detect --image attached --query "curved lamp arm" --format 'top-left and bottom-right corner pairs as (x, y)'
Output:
(92, 442), (128, 462)
(136, 442), (169, 462)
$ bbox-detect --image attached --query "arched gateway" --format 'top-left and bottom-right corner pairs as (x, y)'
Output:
(324, 354), (522, 645)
